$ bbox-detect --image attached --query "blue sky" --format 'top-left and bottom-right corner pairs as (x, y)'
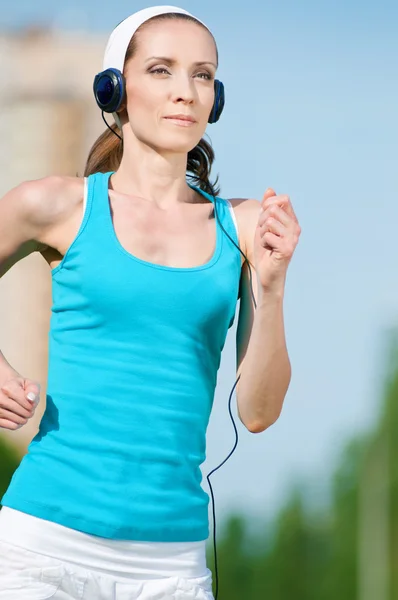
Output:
(1, 0), (398, 530)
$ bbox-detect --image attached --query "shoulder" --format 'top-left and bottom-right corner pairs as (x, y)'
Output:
(0, 175), (85, 275)
(228, 197), (260, 216)
(227, 197), (260, 255)
(17, 175), (84, 229)
(7, 175), (86, 253)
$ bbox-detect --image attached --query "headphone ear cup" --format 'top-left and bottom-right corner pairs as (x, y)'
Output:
(208, 79), (225, 124)
(93, 68), (126, 114)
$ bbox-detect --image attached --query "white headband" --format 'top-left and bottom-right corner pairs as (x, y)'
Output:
(103, 5), (211, 73)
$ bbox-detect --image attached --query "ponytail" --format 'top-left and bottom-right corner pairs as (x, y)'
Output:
(83, 123), (123, 177)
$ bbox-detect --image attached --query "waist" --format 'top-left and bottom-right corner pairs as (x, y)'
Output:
(0, 507), (208, 579)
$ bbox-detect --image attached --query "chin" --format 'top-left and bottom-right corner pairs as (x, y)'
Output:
(157, 134), (204, 154)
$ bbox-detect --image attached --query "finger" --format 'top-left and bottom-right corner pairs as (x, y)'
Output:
(261, 231), (283, 249)
(262, 188), (276, 201)
(259, 205), (291, 228)
(261, 194), (280, 210)
(262, 195), (296, 221)
(0, 418), (27, 431)
(285, 198), (298, 221)
(0, 394), (34, 419)
(259, 189), (277, 212)
(261, 217), (286, 238)
(1, 380), (34, 411)
(0, 407), (30, 425)
(24, 381), (41, 407)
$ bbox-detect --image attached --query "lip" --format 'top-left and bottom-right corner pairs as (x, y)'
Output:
(163, 114), (197, 123)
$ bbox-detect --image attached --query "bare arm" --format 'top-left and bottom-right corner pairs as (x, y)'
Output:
(233, 196), (298, 433)
(0, 176), (71, 428)
(0, 180), (47, 371)
(0, 178), (61, 277)
(236, 258), (290, 433)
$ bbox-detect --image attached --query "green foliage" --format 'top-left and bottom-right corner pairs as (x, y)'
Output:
(0, 436), (20, 501)
(207, 330), (398, 599)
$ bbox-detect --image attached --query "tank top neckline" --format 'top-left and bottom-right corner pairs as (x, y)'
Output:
(102, 171), (223, 273)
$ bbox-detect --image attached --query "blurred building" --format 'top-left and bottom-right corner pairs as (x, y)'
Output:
(0, 26), (107, 451)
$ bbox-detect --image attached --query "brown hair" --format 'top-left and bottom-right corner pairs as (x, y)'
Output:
(84, 13), (220, 196)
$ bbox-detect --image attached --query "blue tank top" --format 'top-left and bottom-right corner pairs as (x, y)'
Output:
(1, 171), (241, 542)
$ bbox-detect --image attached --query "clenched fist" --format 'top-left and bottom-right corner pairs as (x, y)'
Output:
(0, 373), (40, 431)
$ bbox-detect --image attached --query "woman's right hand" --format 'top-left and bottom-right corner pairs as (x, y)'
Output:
(0, 372), (40, 430)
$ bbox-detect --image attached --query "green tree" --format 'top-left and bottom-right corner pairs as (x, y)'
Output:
(0, 435), (20, 501)
(208, 328), (398, 600)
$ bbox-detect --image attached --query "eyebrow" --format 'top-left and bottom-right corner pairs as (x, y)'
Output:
(145, 56), (218, 69)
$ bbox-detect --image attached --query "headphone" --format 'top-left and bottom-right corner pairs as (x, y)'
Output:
(93, 67), (225, 124)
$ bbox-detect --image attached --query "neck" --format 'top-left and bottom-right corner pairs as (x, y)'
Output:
(111, 135), (194, 209)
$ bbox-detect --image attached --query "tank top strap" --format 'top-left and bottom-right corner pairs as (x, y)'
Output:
(190, 185), (239, 251)
(215, 196), (239, 249)
(78, 170), (116, 246)
(85, 171), (114, 221)
(223, 199), (239, 246)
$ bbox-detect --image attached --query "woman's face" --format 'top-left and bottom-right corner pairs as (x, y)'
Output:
(122, 19), (218, 154)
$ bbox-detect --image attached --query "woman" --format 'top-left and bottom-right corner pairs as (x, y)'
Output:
(0, 5), (301, 599)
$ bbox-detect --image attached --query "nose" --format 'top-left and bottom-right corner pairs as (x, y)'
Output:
(171, 72), (196, 105)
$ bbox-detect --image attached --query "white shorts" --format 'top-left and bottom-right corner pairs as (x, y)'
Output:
(0, 507), (214, 599)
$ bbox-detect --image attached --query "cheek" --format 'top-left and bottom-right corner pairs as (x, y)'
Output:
(197, 85), (215, 117)
(126, 83), (159, 117)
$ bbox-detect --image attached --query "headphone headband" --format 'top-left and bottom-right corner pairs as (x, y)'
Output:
(103, 6), (211, 73)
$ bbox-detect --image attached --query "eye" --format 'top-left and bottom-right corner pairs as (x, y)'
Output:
(150, 67), (170, 75)
(195, 72), (213, 80)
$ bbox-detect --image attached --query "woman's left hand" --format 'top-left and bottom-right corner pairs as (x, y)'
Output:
(254, 188), (301, 293)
